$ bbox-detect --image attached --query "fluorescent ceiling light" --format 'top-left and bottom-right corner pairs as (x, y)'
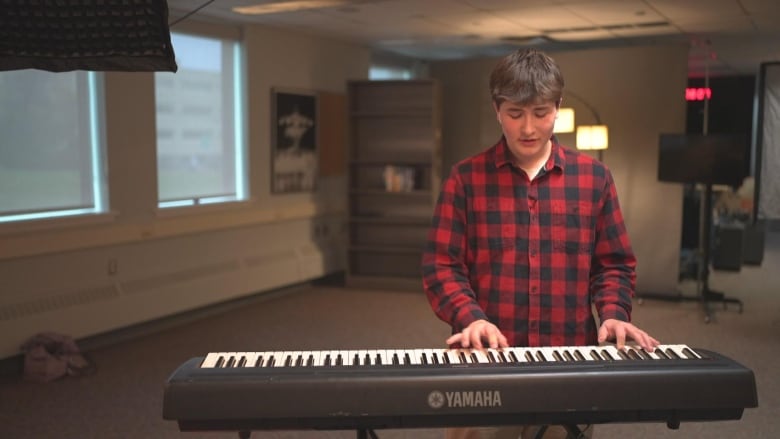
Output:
(233, 1), (348, 15)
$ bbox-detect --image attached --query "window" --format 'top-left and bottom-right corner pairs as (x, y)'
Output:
(154, 32), (247, 208)
(369, 65), (413, 80)
(0, 70), (107, 223)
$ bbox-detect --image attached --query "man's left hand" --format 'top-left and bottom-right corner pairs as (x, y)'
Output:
(598, 319), (660, 352)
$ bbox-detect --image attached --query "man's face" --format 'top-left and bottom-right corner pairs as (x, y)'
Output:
(494, 99), (558, 164)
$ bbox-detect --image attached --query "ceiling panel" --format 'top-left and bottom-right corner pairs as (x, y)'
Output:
(163, 0), (780, 76)
(497, 5), (596, 31)
(563, 0), (667, 26)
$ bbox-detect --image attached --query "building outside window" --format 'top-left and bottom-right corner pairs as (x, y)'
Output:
(0, 70), (107, 223)
(155, 32), (247, 208)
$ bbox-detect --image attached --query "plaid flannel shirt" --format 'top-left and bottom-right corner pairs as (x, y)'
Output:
(422, 136), (636, 347)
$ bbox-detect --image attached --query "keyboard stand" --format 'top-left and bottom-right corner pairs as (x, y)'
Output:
(357, 428), (379, 439)
(534, 424), (586, 439)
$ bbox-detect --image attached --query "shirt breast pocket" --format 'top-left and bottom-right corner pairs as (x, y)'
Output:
(552, 201), (595, 254)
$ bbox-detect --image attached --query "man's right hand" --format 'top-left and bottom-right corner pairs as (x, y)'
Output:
(446, 319), (509, 349)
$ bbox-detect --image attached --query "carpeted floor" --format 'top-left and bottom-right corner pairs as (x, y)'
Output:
(1, 231), (777, 439)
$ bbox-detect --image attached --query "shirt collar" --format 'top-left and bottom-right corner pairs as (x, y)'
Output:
(493, 135), (566, 173)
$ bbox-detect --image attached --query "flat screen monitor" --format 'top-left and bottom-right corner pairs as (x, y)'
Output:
(657, 133), (747, 186)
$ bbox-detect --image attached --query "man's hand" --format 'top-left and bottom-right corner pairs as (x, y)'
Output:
(446, 319), (509, 349)
(598, 318), (660, 352)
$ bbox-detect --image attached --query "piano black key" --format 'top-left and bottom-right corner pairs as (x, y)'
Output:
(404, 353), (412, 365)
(635, 349), (651, 360)
(267, 356), (276, 367)
(664, 348), (681, 359)
(324, 354), (331, 366)
(336, 354), (343, 366)
(306, 355), (314, 367)
(487, 351), (497, 363)
(655, 349), (670, 359)
(681, 347), (698, 359)
(284, 355), (292, 367)
(552, 350), (564, 362)
(295, 355), (303, 367)
(364, 353), (371, 365)
(626, 348), (641, 360)
(238, 356), (247, 367)
(535, 351), (547, 362)
(255, 355), (263, 367)
(525, 351), (535, 362)
(375, 353), (382, 365)
(353, 353), (360, 366)
(392, 353), (400, 365)
(616, 349), (630, 360)
(563, 350), (576, 362)
(509, 351), (519, 363)
(225, 356), (236, 368)
(215, 356), (225, 368)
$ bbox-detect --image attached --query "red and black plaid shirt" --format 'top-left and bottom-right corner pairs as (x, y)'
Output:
(422, 136), (636, 347)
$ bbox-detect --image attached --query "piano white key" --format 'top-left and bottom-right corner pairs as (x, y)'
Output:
(201, 352), (222, 368)
(273, 351), (286, 367)
(502, 347), (522, 363)
(405, 349), (421, 365)
(355, 350), (366, 365)
(241, 352), (258, 367)
(469, 349), (490, 364)
(420, 348), (432, 364)
(540, 347), (557, 362)
(666, 344), (699, 359)
(441, 349), (457, 364)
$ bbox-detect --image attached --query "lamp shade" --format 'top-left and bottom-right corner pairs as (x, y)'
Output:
(576, 125), (609, 150)
(553, 108), (575, 133)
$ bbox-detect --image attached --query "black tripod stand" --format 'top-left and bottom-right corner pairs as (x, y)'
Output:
(639, 183), (743, 323)
(696, 184), (744, 322)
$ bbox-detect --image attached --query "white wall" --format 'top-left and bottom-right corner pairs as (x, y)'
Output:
(429, 44), (690, 297)
(0, 22), (370, 359)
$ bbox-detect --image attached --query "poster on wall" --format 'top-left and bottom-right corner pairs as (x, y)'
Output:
(271, 88), (318, 194)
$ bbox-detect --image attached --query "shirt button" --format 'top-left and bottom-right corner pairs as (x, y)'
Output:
(530, 286), (538, 293)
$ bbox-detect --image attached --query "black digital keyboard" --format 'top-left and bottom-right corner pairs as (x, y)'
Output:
(162, 345), (757, 434)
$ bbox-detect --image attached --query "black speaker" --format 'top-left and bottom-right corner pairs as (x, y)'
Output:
(742, 222), (766, 265)
(712, 225), (743, 271)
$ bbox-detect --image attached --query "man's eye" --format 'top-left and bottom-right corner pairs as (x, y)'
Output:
(508, 113), (522, 119)
(535, 112), (549, 118)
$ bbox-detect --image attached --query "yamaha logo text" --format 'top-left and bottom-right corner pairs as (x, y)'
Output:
(428, 390), (502, 409)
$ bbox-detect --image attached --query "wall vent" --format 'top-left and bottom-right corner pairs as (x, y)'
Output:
(121, 260), (240, 295)
(0, 284), (119, 321)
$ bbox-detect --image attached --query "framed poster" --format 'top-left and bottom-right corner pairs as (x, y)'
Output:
(271, 88), (318, 193)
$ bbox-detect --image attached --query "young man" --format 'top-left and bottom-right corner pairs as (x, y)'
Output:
(421, 49), (659, 439)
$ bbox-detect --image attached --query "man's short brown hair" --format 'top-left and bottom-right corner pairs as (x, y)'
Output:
(489, 48), (564, 107)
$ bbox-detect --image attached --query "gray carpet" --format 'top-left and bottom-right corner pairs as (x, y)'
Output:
(1, 232), (777, 439)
